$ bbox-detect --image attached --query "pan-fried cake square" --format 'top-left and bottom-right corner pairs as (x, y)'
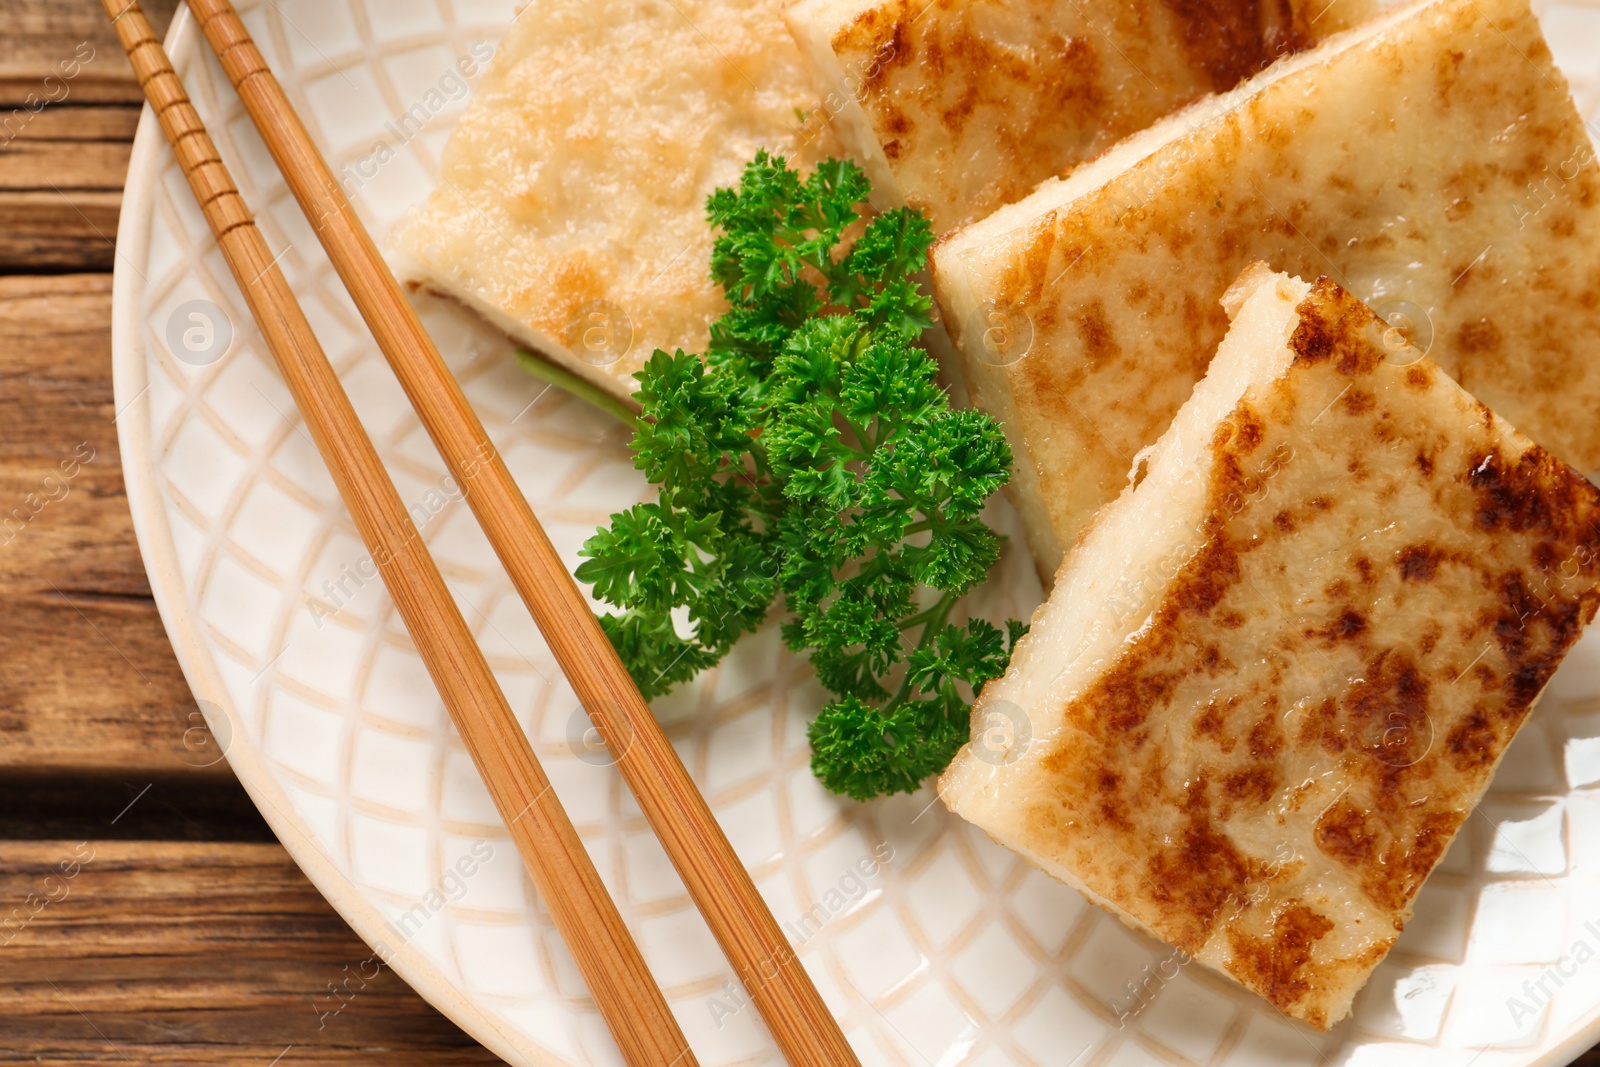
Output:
(785, 0), (1372, 233)
(932, 0), (1600, 578)
(940, 266), (1600, 1029)
(392, 0), (842, 404)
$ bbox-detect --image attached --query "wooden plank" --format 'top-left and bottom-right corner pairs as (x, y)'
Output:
(0, 0), (158, 273)
(0, 190), (123, 273)
(0, 592), (222, 777)
(0, 104), (139, 143)
(0, 138), (132, 192)
(0, 0), (178, 105)
(0, 275), (118, 461)
(0, 841), (499, 1064)
(0, 274), (216, 778)
(0, 103), (136, 271)
(0, 776), (271, 843)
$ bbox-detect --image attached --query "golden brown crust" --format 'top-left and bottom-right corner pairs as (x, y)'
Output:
(935, 0), (1600, 570)
(1161, 0), (1308, 91)
(981, 275), (1600, 1027)
(1224, 902), (1336, 1019)
(816, 0), (1354, 233)
(394, 0), (842, 402)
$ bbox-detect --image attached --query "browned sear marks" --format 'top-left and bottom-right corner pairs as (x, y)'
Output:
(825, 0), (1338, 232)
(1226, 903), (1335, 1022)
(1010, 275), (1600, 1030)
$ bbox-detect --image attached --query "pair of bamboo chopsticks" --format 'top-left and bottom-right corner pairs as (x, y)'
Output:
(101, 3), (860, 1065)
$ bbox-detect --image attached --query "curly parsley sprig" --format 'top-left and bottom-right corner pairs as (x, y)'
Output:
(572, 151), (1025, 800)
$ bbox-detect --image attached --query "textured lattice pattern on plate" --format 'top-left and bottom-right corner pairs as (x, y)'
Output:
(111, 0), (1600, 1064)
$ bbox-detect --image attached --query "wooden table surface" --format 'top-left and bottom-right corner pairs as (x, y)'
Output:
(2, 2), (1597, 1065)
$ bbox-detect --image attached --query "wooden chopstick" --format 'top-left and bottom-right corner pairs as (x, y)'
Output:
(98, 5), (696, 1065)
(180, 3), (862, 1064)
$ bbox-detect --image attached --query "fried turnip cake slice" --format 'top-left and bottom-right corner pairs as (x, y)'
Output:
(941, 266), (1600, 1029)
(391, 0), (842, 404)
(784, 0), (1372, 234)
(933, 0), (1600, 578)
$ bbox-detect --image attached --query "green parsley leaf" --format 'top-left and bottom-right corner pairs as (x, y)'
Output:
(573, 151), (1025, 798)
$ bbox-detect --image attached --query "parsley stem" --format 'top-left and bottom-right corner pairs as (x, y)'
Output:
(843, 415), (875, 456)
(896, 600), (945, 631)
(917, 593), (957, 648)
(885, 590), (957, 709)
(514, 348), (639, 428)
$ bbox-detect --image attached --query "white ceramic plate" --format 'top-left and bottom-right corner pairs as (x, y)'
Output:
(111, 2), (1600, 1065)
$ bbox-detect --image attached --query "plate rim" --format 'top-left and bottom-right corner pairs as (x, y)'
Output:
(105, 4), (1600, 1067)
